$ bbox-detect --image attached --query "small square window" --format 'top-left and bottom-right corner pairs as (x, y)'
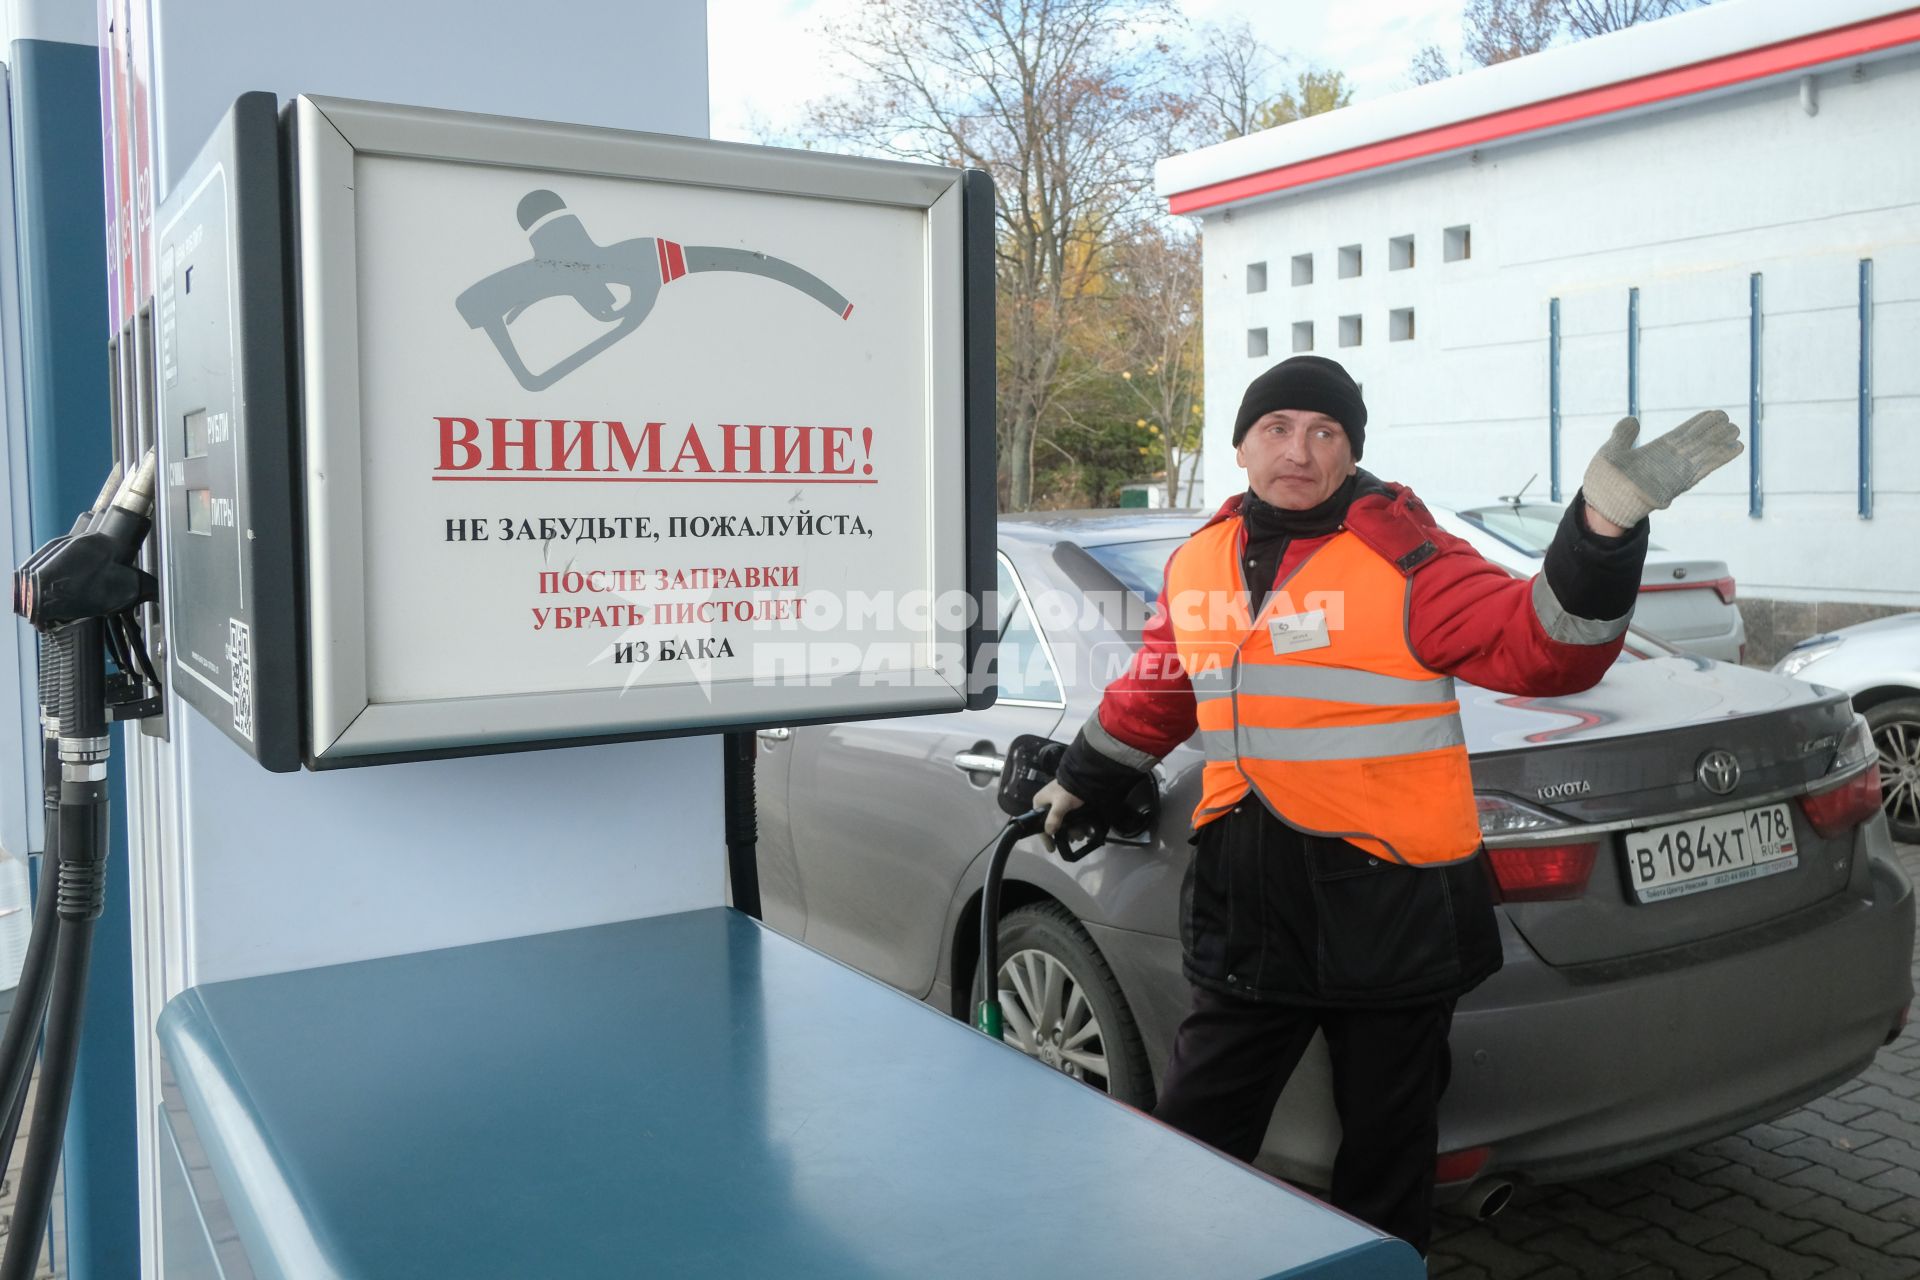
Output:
(1339, 245), (1363, 278)
(1291, 321), (1314, 353)
(1391, 308), (1415, 341)
(1247, 262), (1268, 293)
(1248, 327), (1269, 358)
(1291, 253), (1314, 286)
(1444, 224), (1472, 262)
(1390, 235), (1415, 270)
(1339, 315), (1362, 347)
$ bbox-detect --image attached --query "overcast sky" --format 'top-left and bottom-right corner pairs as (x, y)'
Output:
(707, 0), (1469, 144)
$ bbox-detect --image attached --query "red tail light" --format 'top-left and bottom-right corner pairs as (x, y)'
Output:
(1798, 767), (1883, 838)
(1638, 576), (1735, 605)
(1485, 842), (1599, 902)
(1435, 1146), (1492, 1183)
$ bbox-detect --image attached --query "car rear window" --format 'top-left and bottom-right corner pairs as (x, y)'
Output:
(1082, 538), (1187, 602)
(1459, 503), (1663, 554)
(1456, 504), (1562, 556)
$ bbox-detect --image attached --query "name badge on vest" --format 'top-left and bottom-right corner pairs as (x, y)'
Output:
(1267, 609), (1331, 655)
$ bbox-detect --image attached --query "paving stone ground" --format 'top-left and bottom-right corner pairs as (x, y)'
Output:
(1429, 842), (1920, 1279)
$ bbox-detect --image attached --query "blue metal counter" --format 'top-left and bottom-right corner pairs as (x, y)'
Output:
(156, 908), (1422, 1278)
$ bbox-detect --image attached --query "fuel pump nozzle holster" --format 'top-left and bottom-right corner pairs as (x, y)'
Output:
(16, 453), (158, 629)
(13, 453), (162, 732)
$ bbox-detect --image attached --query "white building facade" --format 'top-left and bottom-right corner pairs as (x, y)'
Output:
(1158, 0), (1920, 659)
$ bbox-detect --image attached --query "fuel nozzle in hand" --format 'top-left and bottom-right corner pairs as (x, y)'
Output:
(455, 189), (856, 392)
(997, 734), (1157, 863)
(975, 735), (1158, 1041)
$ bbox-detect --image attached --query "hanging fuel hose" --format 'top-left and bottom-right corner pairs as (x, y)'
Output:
(0, 736), (69, 1170)
(974, 807), (1048, 1039)
(1, 453), (158, 1280)
(974, 735), (1156, 1039)
(0, 464), (123, 1169)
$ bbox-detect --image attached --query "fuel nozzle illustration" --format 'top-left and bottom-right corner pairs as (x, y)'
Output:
(455, 189), (855, 392)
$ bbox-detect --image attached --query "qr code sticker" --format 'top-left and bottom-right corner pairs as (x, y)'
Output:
(225, 618), (254, 741)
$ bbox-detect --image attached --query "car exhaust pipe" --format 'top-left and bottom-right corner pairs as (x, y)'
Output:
(1458, 1177), (1514, 1221)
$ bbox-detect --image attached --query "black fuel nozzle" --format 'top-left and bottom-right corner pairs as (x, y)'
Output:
(10, 465), (121, 620)
(15, 453), (157, 633)
(996, 734), (1159, 864)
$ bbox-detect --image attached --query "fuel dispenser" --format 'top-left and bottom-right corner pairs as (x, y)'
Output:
(5, 91), (1425, 1278)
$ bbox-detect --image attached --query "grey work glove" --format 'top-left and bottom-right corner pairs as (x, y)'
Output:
(1033, 779), (1085, 852)
(1581, 410), (1744, 529)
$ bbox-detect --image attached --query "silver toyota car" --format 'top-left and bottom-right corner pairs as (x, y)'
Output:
(753, 511), (1912, 1206)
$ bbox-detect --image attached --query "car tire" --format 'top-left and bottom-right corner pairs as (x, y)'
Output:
(975, 902), (1154, 1110)
(1867, 696), (1920, 844)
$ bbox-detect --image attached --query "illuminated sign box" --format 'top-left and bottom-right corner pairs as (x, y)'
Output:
(157, 95), (995, 770)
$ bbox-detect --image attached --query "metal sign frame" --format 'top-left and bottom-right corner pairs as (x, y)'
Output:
(286, 96), (994, 768)
(153, 92), (304, 772)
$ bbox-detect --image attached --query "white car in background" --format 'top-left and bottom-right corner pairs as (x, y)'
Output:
(1434, 501), (1746, 665)
(1774, 614), (1920, 844)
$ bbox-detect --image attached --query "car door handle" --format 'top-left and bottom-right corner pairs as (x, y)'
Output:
(756, 727), (791, 743)
(953, 751), (1005, 776)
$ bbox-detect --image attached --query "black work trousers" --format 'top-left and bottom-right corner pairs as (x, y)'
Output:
(1151, 983), (1456, 1255)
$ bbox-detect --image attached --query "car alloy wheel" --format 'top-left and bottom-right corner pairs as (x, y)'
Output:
(1869, 697), (1920, 844)
(979, 902), (1154, 1108)
(998, 948), (1110, 1085)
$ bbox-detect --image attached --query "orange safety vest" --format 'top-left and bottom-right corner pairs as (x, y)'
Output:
(1164, 517), (1481, 866)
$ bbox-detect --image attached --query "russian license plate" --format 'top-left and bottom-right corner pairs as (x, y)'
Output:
(1623, 803), (1798, 903)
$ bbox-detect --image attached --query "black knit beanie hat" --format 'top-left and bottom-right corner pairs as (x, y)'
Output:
(1232, 355), (1368, 459)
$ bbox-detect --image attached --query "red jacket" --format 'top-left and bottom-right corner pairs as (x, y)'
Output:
(1094, 483), (1633, 763)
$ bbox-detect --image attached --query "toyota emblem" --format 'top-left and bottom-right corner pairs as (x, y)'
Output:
(1696, 749), (1741, 795)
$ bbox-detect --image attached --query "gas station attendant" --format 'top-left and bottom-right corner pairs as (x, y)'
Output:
(1035, 354), (1743, 1252)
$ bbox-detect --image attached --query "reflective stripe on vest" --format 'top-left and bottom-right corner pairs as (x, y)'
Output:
(1200, 715), (1466, 763)
(1165, 517), (1482, 866)
(1191, 664), (1455, 707)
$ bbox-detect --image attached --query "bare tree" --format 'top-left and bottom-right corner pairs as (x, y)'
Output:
(1105, 226), (1204, 506)
(1453, 0), (1712, 72)
(1463, 0), (1561, 66)
(1183, 18), (1285, 142)
(808, 0), (1181, 510)
(1561, 0), (1708, 38)
(1408, 43), (1455, 86)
